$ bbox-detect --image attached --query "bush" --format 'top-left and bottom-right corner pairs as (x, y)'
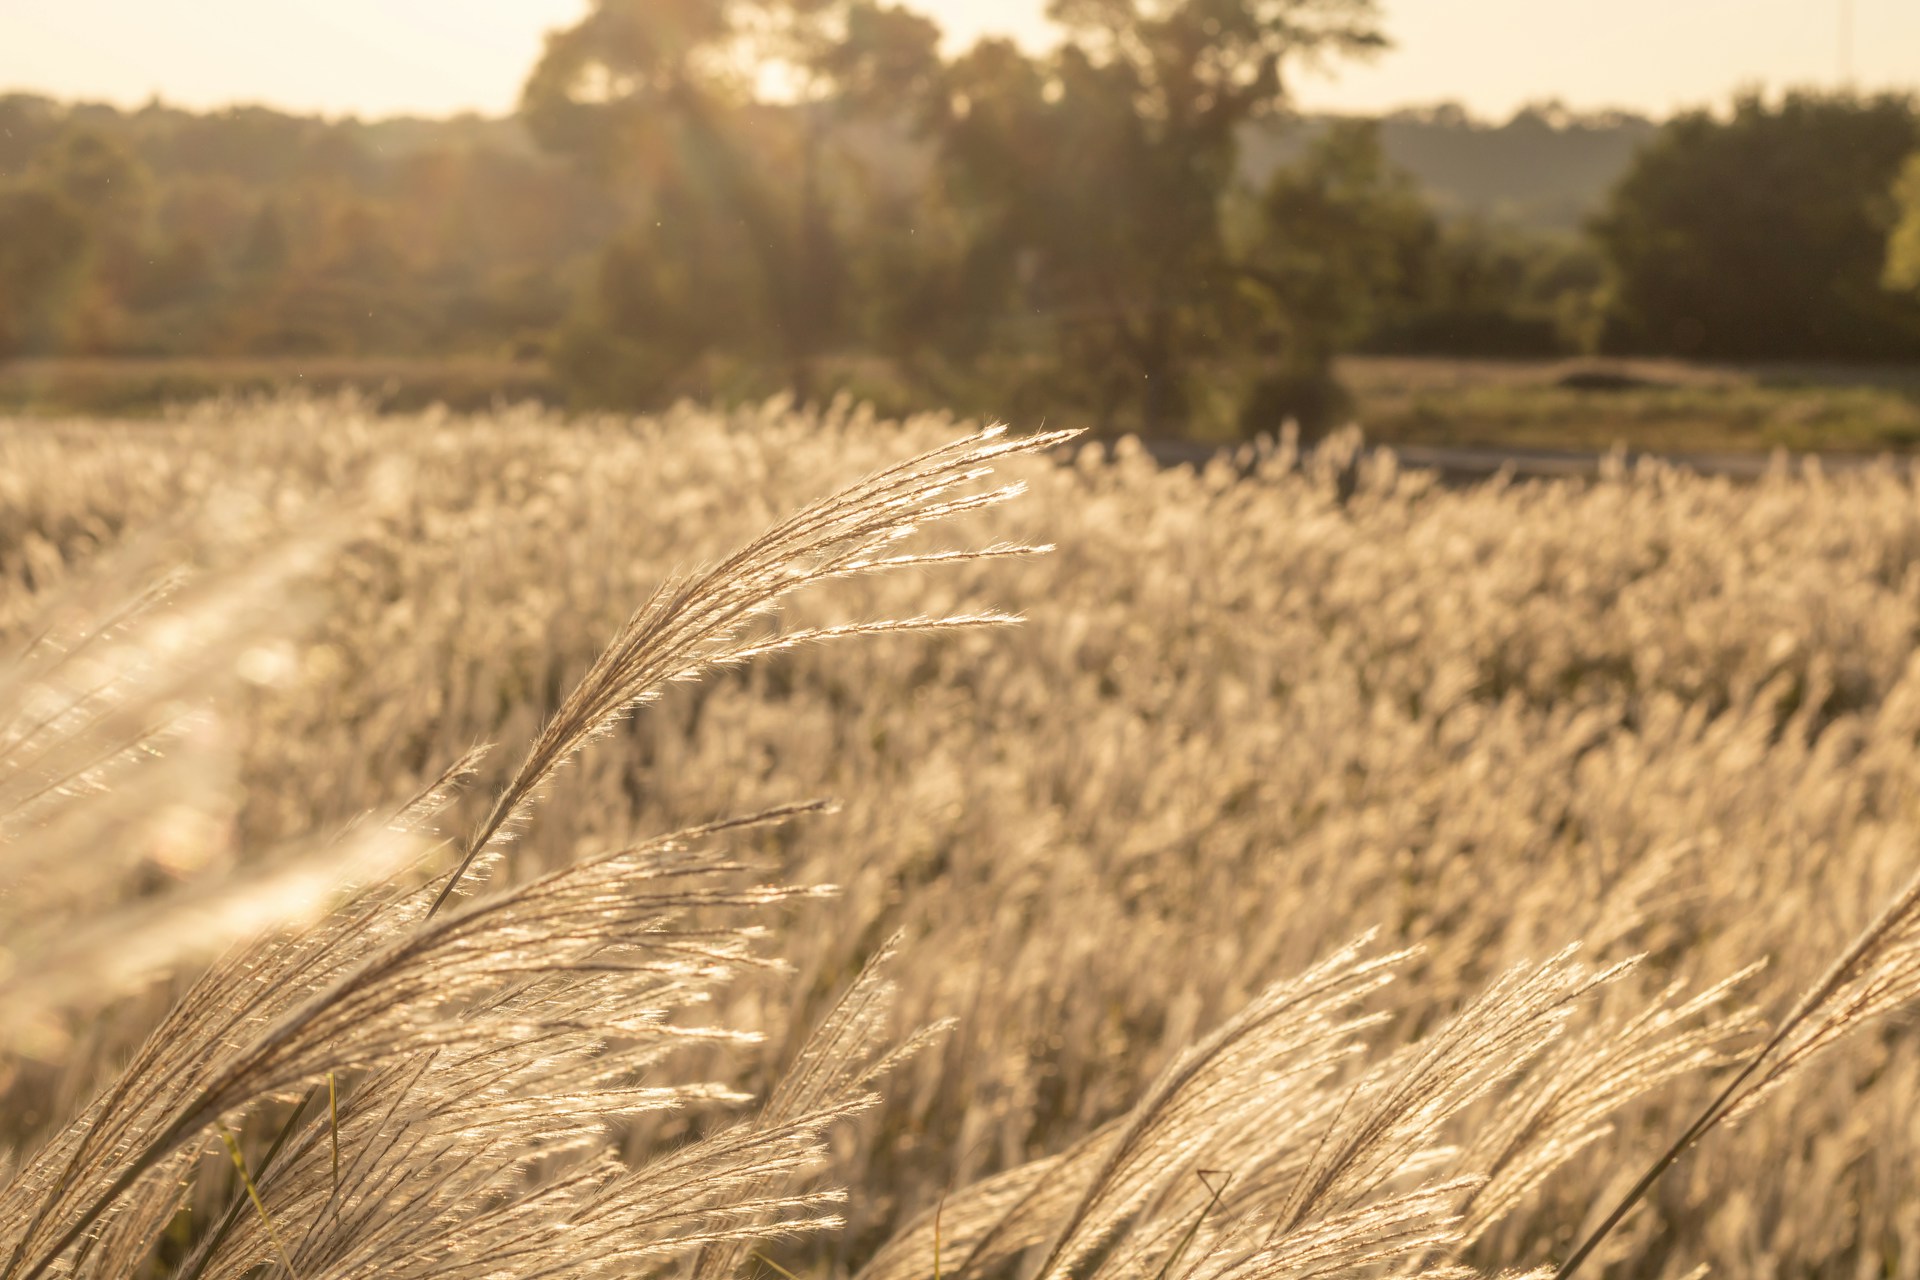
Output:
(1237, 363), (1354, 440)
(1595, 91), (1920, 358)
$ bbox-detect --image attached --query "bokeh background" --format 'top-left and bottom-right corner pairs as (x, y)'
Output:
(4, 0), (1920, 447)
(14, 8), (1920, 1280)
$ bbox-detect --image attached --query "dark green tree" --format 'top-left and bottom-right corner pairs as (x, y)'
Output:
(0, 185), (90, 355)
(1360, 220), (1600, 358)
(524, 0), (935, 405)
(1594, 91), (1920, 359)
(1888, 151), (1920, 294)
(40, 128), (149, 220)
(1234, 118), (1434, 433)
(0, 95), (65, 176)
(237, 202), (292, 278)
(920, 0), (1386, 433)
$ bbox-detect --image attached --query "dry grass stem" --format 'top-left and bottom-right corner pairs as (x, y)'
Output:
(10, 400), (1920, 1280)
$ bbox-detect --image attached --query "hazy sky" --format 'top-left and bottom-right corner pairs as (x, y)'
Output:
(2, 0), (1916, 122)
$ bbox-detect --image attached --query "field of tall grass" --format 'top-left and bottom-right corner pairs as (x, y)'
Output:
(7, 395), (1920, 1279)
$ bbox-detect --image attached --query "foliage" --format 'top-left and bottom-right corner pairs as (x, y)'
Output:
(0, 82), (1656, 429)
(524, 0), (946, 406)
(520, 0), (1393, 430)
(1887, 150), (1920, 294)
(1360, 222), (1601, 358)
(0, 93), (612, 361)
(1340, 358), (1920, 453)
(1240, 120), (1433, 358)
(916, 1), (1386, 433)
(0, 185), (89, 357)
(1230, 119), (1431, 435)
(20, 47), (1920, 436)
(1593, 90), (1920, 359)
(1363, 101), (1657, 233)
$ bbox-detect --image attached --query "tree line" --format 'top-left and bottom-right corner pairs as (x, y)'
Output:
(0, 100), (616, 365)
(5, 0), (1920, 437)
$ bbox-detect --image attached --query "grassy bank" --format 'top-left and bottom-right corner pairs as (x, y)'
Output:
(1347, 356), (1920, 452)
(10, 354), (1920, 455)
(0, 356), (561, 418)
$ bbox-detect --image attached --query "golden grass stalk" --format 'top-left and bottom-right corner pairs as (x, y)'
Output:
(0, 423), (1074, 1280)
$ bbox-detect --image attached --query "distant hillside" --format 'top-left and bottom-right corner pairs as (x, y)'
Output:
(0, 93), (615, 359)
(0, 90), (1654, 370)
(0, 92), (1655, 239)
(1244, 103), (1660, 233)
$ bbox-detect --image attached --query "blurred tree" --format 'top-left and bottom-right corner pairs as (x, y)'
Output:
(1888, 152), (1920, 294)
(123, 234), (213, 312)
(0, 95), (65, 176)
(918, 0), (1385, 433)
(1594, 92), (1920, 359)
(21, 130), (154, 353)
(1361, 221), (1599, 358)
(238, 202), (292, 279)
(0, 96), (617, 362)
(40, 128), (149, 225)
(164, 107), (321, 185)
(0, 185), (90, 355)
(809, 1), (944, 112)
(525, 0), (925, 404)
(1233, 119), (1432, 433)
(324, 203), (407, 283)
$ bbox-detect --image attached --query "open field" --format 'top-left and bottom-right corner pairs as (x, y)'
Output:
(9, 355), (1920, 455)
(1347, 357), (1920, 453)
(8, 399), (1920, 1277)
(0, 357), (561, 419)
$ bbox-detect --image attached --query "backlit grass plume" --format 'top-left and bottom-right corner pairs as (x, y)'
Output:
(432, 425), (1077, 916)
(12, 400), (1920, 1280)
(0, 424), (1070, 1280)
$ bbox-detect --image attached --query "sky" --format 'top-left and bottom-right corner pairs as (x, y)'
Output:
(1, 0), (1917, 123)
